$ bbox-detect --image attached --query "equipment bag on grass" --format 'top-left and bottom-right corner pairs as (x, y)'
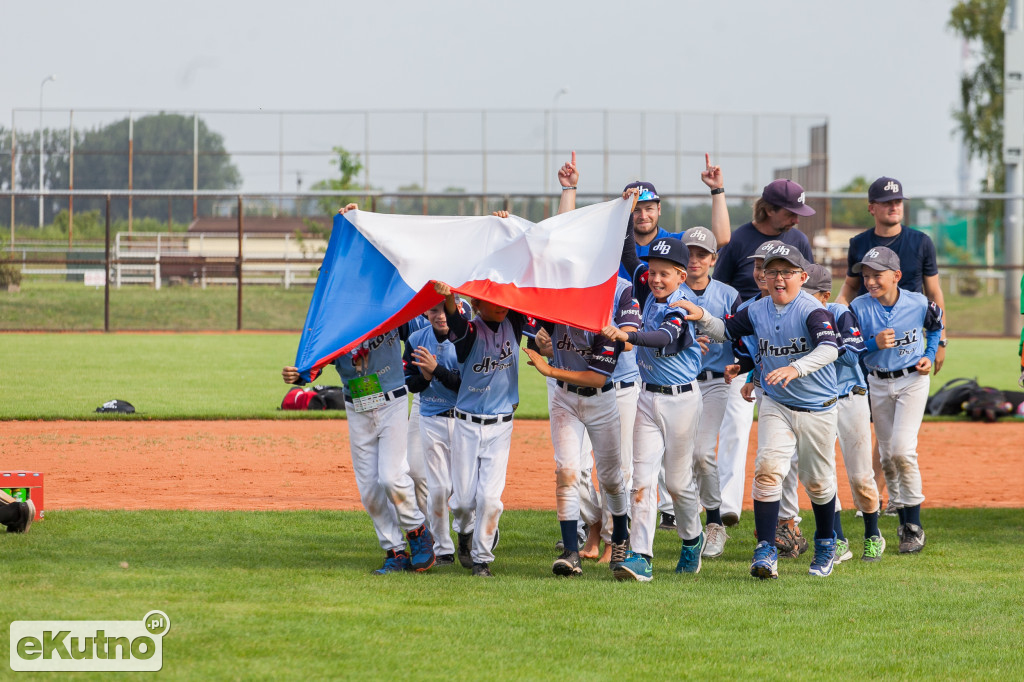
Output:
(925, 377), (978, 416)
(963, 387), (1014, 423)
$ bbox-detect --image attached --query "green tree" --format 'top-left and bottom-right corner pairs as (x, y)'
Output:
(311, 146), (365, 216)
(949, 0), (1008, 238)
(72, 113), (241, 222)
(830, 176), (875, 229)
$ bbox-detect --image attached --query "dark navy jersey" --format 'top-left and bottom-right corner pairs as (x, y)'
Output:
(846, 226), (938, 296)
(827, 302), (867, 394)
(713, 221), (814, 301)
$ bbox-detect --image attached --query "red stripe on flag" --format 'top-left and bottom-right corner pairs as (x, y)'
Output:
(453, 276), (617, 332)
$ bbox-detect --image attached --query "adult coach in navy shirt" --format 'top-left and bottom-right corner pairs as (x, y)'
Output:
(837, 176), (947, 373)
(712, 179), (816, 300)
(618, 156), (731, 279)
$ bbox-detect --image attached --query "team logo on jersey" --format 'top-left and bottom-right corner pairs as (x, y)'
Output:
(639, 271), (649, 285)
(893, 328), (919, 350)
(884, 181), (900, 193)
(757, 337), (810, 358)
(651, 241), (672, 255)
(472, 340), (516, 373)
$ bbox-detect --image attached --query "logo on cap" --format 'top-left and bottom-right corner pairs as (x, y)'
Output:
(866, 249), (880, 259)
(652, 241), (671, 255)
(688, 229), (706, 241)
(798, 192), (806, 205)
(883, 181), (899, 193)
(771, 245), (791, 256)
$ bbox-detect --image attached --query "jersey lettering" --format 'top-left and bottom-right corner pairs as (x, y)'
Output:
(472, 340), (515, 374)
(758, 337), (810, 358)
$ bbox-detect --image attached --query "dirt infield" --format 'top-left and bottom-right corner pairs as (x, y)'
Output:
(2, 420), (1021, 512)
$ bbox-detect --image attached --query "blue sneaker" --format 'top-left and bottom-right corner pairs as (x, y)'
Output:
(406, 524), (436, 572)
(750, 540), (778, 580)
(613, 551), (653, 582)
(808, 534), (837, 577)
(373, 549), (411, 575)
(675, 532), (704, 574)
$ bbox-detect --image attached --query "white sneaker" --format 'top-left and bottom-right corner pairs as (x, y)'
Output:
(701, 523), (728, 558)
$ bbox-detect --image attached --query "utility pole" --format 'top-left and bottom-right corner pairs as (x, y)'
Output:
(1004, 0), (1024, 337)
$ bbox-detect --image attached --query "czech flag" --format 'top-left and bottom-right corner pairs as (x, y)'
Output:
(294, 198), (634, 381)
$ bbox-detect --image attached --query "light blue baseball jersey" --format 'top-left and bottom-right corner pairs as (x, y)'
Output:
(683, 279), (741, 373)
(611, 277), (641, 383)
(406, 325), (459, 416)
(332, 329), (406, 393)
(827, 302), (867, 394)
(850, 290), (944, 373)
(725, 291), (842, 411)
(634, 285), (703, 386)
(451, 316), (521, 415)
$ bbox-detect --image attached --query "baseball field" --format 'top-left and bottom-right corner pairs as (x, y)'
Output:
(2, 333), (1023, 679)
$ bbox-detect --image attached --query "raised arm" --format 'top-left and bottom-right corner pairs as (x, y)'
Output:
(557, 151), (579, 215)
(701, 153), (730, 247)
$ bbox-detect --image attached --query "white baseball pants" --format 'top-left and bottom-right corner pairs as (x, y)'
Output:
(601, 382), (639, 542)
(450, 415), (514, 565)
(631, 385), (703, 556)
(753, 395), (838, 506)
(406, 396), (431, 519)
(868, 372), (929, 508)
(836, 392), (880, 513)
(347, 395), (425, 553)
(419, 412), (463, 556)
(718, 374), (756, 518)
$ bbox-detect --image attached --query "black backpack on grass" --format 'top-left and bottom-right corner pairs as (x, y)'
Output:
(963, 387), (1014, 423)
(925, 377), (978, 416)
(307, 385), (346, 410)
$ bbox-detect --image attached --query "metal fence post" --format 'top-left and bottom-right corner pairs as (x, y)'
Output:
(104, 194), (111, 332)
(237, 195), (244, 331)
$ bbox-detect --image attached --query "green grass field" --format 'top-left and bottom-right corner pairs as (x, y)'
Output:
(0, 278), (1016, 336)
(3, 509), (1022, 680)
(1, 333), (1020, 420)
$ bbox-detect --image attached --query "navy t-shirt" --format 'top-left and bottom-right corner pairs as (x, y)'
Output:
(846, 226), (938, 296)
(712, 221), (814, 301)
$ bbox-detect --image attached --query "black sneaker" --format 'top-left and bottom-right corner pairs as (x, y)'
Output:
(457, 532), (474, 568)
(435, 553), (455, 566)
(898, 523), (926, 554)
(5, 501), (34, 534)
(658, 512), (676, 531)
(472, 562), (493, 578)
(552, 550), (582, 577)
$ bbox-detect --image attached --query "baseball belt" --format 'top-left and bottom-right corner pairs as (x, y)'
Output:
(695, 370), (726, 382)
(455, 410), (513, 425)
(782, 396), (838, 413)
(642, 382), (695, 396)
(870, 366), (916, 380)
(556, 380), (615, 397)
(426, 408), (456, 419)
(344, 386), (408, 404)
(613, 380), (635, 390)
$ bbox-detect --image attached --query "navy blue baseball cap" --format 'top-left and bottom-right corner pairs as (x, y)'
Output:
(623, 181), (660, 203)
(762, 179), (815, 216)
(640, 237), (689, 268)
(868, 177), (905, 203)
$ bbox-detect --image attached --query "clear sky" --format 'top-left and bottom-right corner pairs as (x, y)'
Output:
(3, 0), (970, 196)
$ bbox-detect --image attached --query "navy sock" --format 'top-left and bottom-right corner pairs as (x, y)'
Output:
(904, 504), (922, 527)
(611, 514), (629, 544)
(683, 535), (701, 547)
(833, 510), (846, 541)
(897, 507), (907, 525)
(560, 520), (579, 552)
(705, 508), (722, 526)
(754, 500), (780, 545)
(811, 495), (836, 540)
(863, 511), (880, 538)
